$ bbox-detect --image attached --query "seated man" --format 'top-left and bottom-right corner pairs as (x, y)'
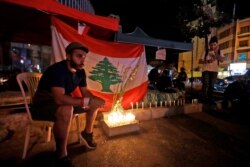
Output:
(148, 65), (160, 90)
(32, 42), (105, 167)
(156, 69), (173, 92)
(175, 67), (188, 91)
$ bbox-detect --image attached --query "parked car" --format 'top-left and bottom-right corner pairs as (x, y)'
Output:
(222, 69), (250, 110)
(214, 78), (228, 92)
(214, 69), (250, 93)
(224, 75), (241, 84)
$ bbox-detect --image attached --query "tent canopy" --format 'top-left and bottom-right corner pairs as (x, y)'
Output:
(0, 0), (119, 45)
(115, 27), (192, 51)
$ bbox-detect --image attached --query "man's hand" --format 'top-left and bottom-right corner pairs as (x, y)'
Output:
(89, 96), (105, 109)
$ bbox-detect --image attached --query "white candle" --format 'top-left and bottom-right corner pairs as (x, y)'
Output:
(164, 101), (167, 107)
(160, 101), (162, 107)
(142, 102), (144, 109)
(149, 102), (151, 109)
(155, 101), (157, 108)
(169, 100), (171, 107)
(136, 102), (139, 109)
(130, 102), (133, 110)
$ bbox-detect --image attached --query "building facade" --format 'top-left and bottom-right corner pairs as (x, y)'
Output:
(178, 17), (250, 78)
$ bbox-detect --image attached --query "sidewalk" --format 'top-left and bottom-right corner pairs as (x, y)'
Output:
(0, 104), (250, 167)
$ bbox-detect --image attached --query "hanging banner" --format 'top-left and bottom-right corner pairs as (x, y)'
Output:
(156, 48), (166, 60)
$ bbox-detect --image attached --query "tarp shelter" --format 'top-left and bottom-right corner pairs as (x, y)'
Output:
(0, 0), (119, 45)
(115, 27), (192, 51)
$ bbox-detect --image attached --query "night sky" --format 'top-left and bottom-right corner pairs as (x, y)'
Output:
(90, 0), (249, 64)
(90, 0), (249, 42)
(90, 0), (189, 41)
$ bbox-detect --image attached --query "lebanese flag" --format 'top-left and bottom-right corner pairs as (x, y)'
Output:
(51, 17), (148, 111)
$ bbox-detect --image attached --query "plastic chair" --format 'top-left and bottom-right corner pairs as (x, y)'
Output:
(16, 72), (82, 159)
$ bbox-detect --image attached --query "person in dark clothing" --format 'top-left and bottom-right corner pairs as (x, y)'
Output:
(32, 42), (105, 167)
(148, 66), (160, 89)
(156, 69), (173, 92)
(175, 67), (188, 91)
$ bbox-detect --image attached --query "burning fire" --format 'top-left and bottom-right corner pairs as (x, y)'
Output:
(106, 98), (136, 127)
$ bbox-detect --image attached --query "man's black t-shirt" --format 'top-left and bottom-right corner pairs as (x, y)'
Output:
(33, 60), (86, 104)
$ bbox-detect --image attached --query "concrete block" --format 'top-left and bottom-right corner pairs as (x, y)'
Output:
(132, 109), (152, 121)
(101, 119), (140, 137)
(167, 106), (184, 117)
(151, 107), (169, 119)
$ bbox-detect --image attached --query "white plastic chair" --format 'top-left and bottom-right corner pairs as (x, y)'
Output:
(16, 72), (82, 159)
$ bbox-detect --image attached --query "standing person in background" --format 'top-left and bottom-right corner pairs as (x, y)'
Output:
(169, 63), (178, 80)
(168, 63), (178, 86)
(32, 42), (105, 167)
(199, 36), (224, 104)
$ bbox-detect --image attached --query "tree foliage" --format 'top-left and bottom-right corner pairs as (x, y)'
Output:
(177, 0), (230, 48)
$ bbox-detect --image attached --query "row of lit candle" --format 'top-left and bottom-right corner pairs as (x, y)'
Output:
(130, 98), (186, 110)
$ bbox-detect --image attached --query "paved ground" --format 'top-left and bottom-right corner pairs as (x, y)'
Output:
(0, 104), (250, 167)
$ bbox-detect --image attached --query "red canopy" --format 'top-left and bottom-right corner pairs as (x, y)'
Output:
(0, 0), (119, 45)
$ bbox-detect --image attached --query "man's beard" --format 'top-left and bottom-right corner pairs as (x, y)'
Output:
(69, 60), (84, 70)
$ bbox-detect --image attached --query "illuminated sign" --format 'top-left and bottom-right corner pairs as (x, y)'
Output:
(238, 53), (247, 61)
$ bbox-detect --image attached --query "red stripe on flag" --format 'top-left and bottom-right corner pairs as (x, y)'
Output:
(51, 17), (144, 58)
